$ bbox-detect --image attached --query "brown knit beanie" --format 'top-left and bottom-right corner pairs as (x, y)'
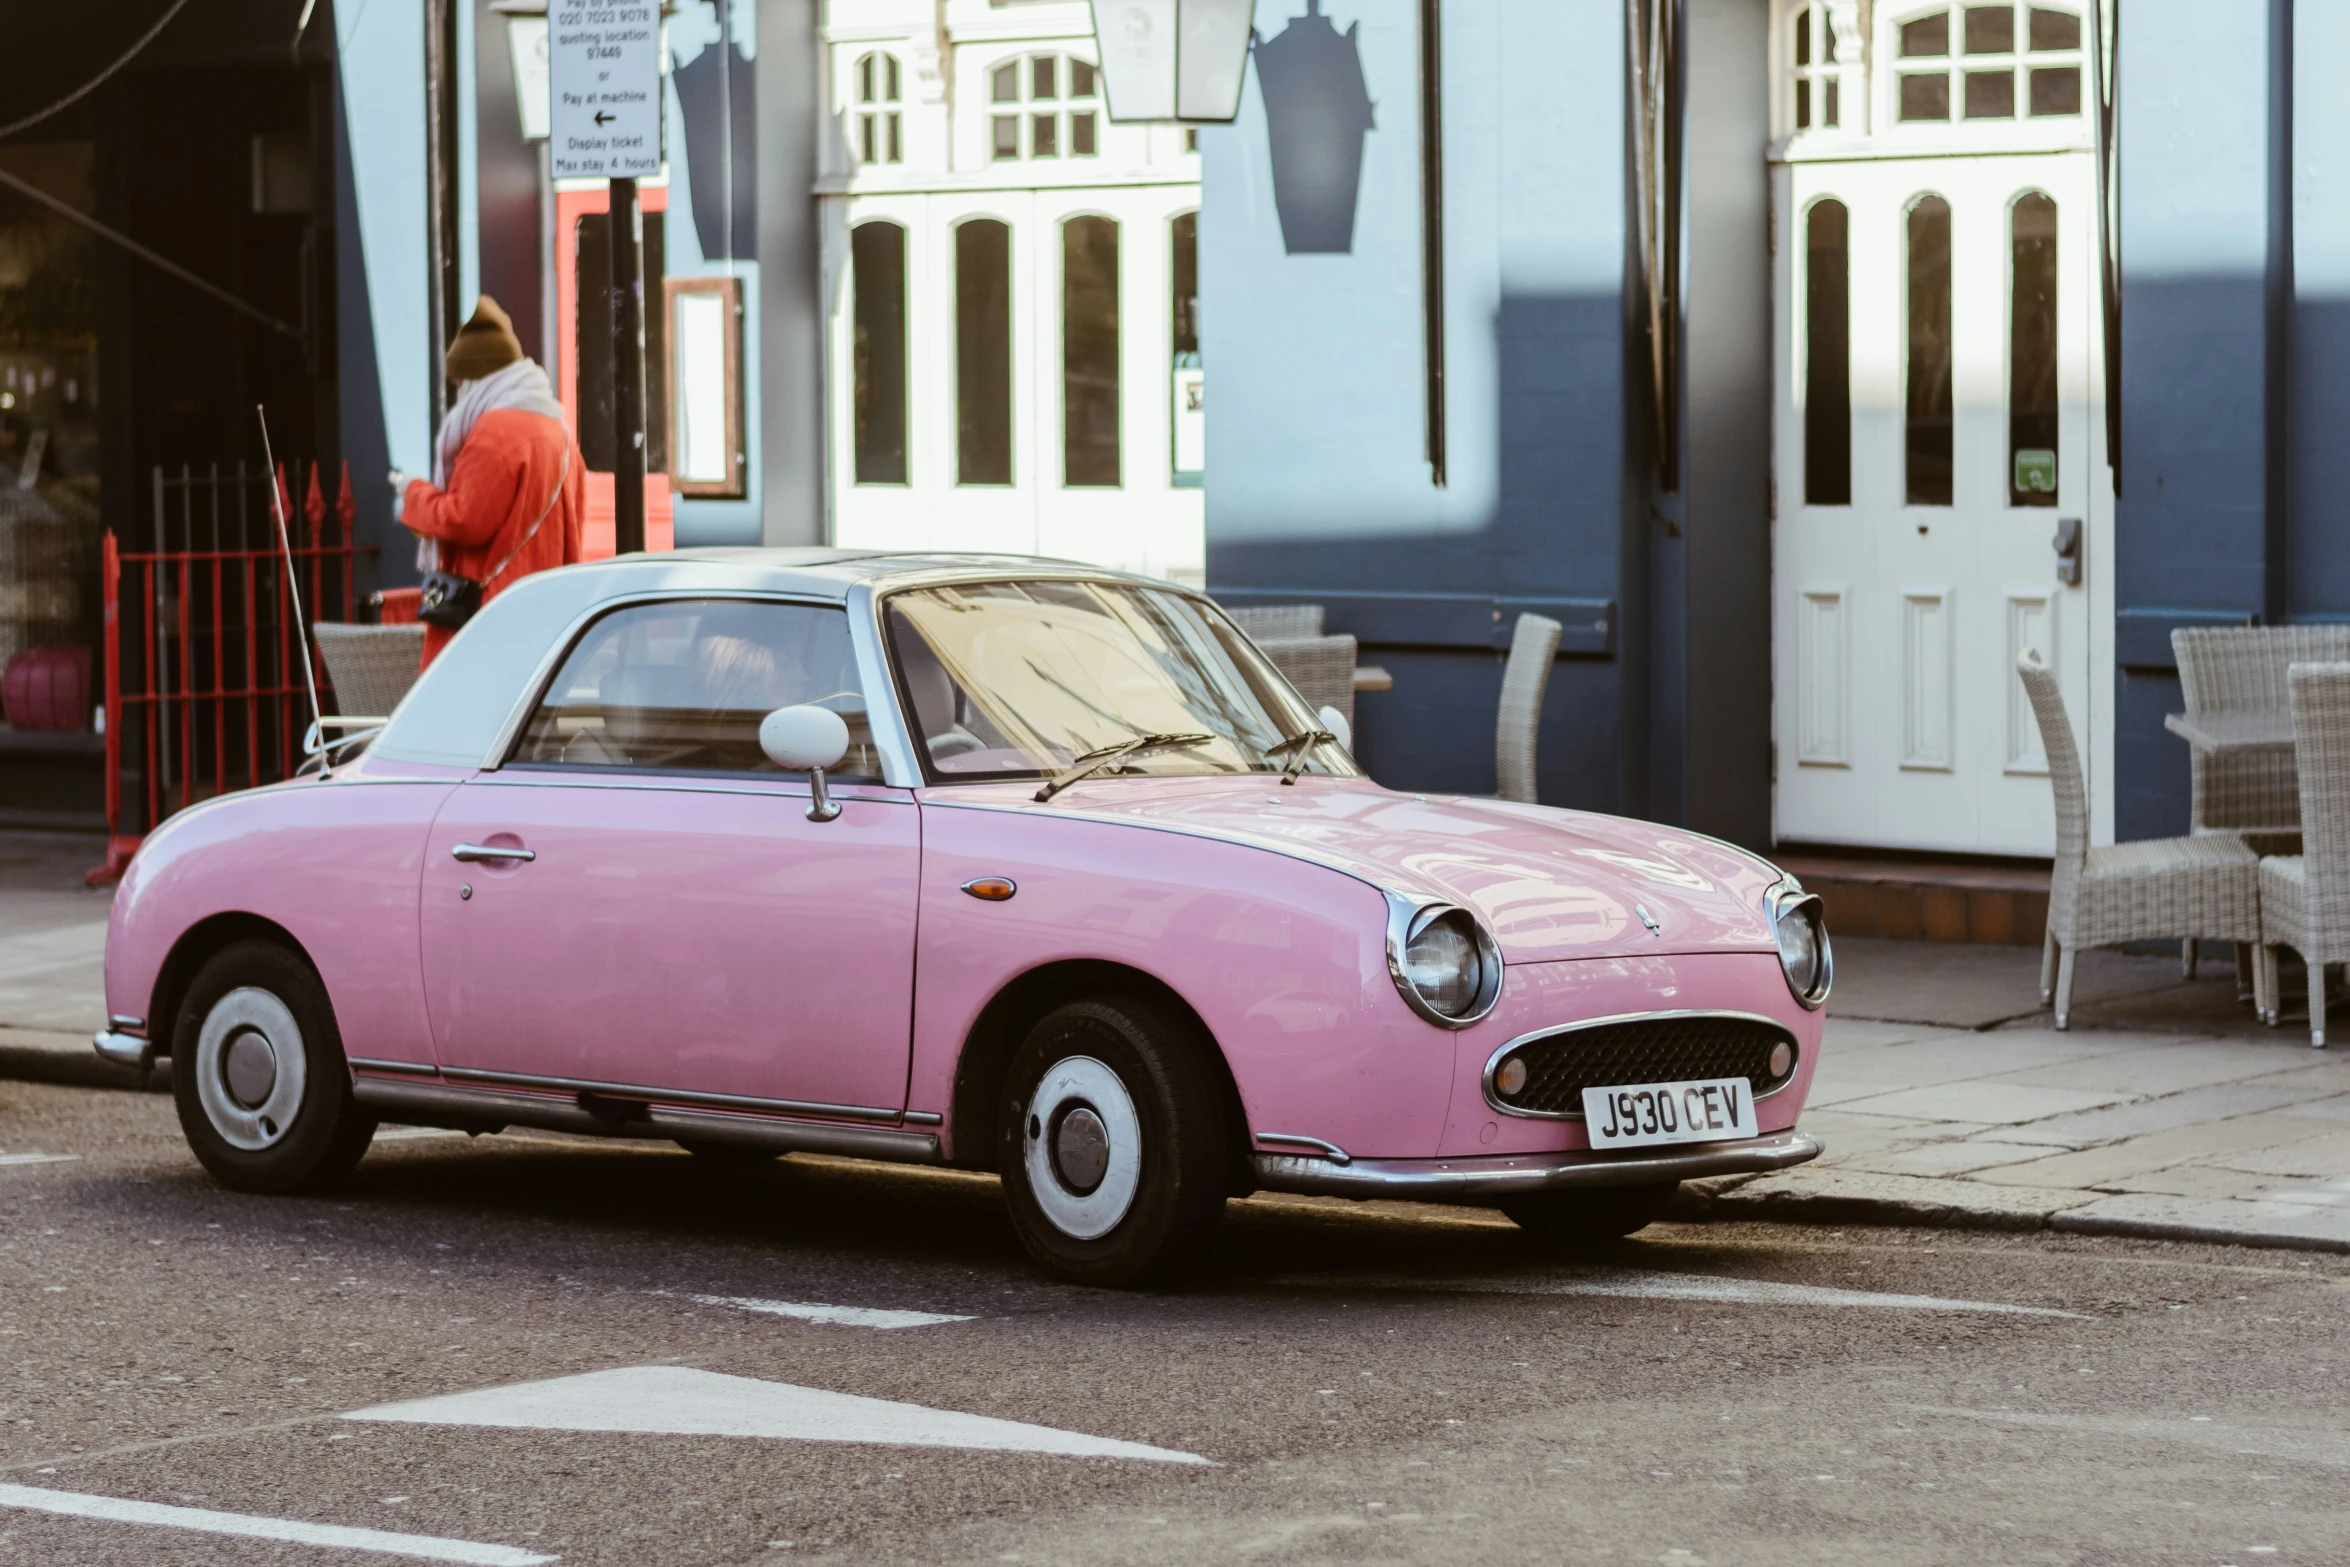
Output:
(445, 295), (525, 384)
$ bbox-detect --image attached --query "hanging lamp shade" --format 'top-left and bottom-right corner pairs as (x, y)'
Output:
(1089, 0), (1256, 123)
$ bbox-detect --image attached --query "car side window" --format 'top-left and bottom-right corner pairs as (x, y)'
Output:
(510, 599), (881, 779)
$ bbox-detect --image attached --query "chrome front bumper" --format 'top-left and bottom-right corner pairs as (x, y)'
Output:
(92, 1030), (156, 1071)
(1250, 1129), (1820, 1201)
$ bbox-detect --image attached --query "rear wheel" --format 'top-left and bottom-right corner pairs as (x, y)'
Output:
(171, 941), (376, 1194)
(998, 997), (1231, 1287)
(1500, 1181), (1678, 1246)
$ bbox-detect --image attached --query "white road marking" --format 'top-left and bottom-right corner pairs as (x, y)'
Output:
(688, 1294), (975, 1330)
(374, 1128), (469, 1143)
(346, 1365), (1209, 1464)
(1908, 1406), (2350, 1466)
(0, 1482), (556, 1564)
(0, 1153), (77, 1167)
(1278, 1267), (2086, 1318)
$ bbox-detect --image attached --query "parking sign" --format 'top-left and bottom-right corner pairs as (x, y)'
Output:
(549, 1), (662, 179)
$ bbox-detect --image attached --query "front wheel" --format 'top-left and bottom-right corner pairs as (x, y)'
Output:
(171, 941), (376, 1194)
(1500, 1181), (1678, 1246)
(998, 998), (1231, 1287)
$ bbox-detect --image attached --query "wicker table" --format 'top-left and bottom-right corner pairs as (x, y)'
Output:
(2163, 710), (2294, 757)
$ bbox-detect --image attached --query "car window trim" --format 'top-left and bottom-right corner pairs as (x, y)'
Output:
(481, 589), (878, 776)
(873, 577), (1342, 789)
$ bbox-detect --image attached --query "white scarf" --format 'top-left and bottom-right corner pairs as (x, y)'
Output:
(416, 358), (567, 572)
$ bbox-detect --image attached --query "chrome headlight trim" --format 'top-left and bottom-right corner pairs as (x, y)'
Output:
(1384, 891), (1504, 1029)
(1765, 877), (1833, 1010)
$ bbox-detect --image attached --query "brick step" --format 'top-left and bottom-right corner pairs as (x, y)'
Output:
(1773, 848), (2050, 947)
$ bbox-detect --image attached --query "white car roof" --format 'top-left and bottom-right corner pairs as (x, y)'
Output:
(367, 548), (1185, 769)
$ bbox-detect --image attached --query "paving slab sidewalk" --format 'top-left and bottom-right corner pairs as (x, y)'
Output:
(1681, 936), (2350, 1252)
(5, 830), (2348, 1251)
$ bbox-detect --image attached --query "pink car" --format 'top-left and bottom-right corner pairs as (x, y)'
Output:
(98, 554), (1825, 1284)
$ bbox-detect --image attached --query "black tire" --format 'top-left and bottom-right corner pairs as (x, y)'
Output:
(1500, 1181), (1678, 1246)
(171, 940), (376, 1194)
(998, 997), (1231, 1288)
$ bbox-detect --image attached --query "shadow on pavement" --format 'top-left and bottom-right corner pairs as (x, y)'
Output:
(1829, 935), (2285, 1038)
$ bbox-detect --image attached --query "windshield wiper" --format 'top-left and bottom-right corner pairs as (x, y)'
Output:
(1034, 732), (1215, 802)
(1263, 727), (1338, 785)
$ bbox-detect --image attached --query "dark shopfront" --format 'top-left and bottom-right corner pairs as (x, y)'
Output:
(0, 0), (339, 830)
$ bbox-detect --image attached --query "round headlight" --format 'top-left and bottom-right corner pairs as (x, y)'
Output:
(1386, 900), (1501, 1027)
(1768, 886), (1832, 1009)
(1405, 912), (1482, 1016)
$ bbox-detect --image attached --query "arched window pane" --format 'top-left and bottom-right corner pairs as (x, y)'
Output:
(2010, 192), (2059, 506)
(2029, 8), (2080, 49)
(1063, 216), (1121, 487)
(852, 221), (907, 485)
(1906, 195), (1953, 505)
(1805, 199), (1850, 505)
(1172, 212), (1202, 480)
(956, 219), (1012, 486)
(1965, 5), (2014, 53)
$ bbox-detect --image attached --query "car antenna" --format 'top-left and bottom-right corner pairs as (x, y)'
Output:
(256, 404), (326, 754)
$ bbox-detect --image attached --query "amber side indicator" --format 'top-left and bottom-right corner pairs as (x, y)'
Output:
(962, 877), (1017, 901)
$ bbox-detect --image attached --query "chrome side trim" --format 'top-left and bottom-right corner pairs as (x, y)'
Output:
(1251, 1130), (1822, 1200)
(93, 1030), (155, 1071)
(1253, 1131), (1352, 1164)
(433, 1065), (908, 1124)
(1383, 891), (1504, 1029)
(903, 1110), (944, 1127)
(1480, 1008), (1801, 1121)
(347, 1057), (440, 1076)
(350, 1079), (607, 1136)
(349, 1077), (943, 1163)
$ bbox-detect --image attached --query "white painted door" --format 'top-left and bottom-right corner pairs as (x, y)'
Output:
(1773, 144), (2098, 855)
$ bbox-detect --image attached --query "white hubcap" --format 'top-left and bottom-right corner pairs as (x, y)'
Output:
(1022, 1056), (1142, 1241)
(195, 987), (307, 1151)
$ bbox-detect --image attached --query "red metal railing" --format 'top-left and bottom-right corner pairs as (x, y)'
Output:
(89, 461), (371, 884)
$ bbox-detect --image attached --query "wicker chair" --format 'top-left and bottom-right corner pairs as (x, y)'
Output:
(1496, 613), (1562, 804)
(2253, 661), (2350, 1047)
(314, 622), (425, 720)
(2018, 651), (2261, 1029)
(1225, 604), (1325, 641)
(1257, 633), (1358, 731)
(2173, 625), (2350, 840)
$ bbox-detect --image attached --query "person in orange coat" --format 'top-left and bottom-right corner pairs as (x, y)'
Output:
(394, 297), (586, 667)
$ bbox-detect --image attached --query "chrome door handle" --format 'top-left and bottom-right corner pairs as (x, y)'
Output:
(451, 843), (536, 863)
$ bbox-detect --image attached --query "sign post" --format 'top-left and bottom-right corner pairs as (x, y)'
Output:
(549, 0), (661, 555)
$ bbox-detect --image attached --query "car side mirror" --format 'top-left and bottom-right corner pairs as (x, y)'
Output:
(1316, 704), (1353, 752)
(760, 705), (851, 822)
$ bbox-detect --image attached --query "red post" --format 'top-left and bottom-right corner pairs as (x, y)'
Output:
(86, 533), (134, 886)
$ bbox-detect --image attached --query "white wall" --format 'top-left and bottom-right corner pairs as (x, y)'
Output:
(819, 0), (1205, 582)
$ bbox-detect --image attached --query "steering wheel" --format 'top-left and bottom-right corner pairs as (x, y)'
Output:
(927, 730), (986, 760)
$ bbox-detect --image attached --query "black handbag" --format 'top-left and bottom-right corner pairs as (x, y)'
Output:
(414, 443), (571, 632)
(415, 570), (481, 630)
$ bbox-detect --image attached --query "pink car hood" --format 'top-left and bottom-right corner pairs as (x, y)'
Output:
(927, 776), (1788, 963)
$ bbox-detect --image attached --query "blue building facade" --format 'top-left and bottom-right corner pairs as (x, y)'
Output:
(1205, 0), (2350, 857)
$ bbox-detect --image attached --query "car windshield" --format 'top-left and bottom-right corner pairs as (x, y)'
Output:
(884, 580), (1357, 784)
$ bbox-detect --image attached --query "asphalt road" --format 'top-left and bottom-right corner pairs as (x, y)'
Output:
(2, 1077), (2346, 1567)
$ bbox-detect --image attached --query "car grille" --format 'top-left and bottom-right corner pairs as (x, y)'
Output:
(1488, 1014), (1797, 1118)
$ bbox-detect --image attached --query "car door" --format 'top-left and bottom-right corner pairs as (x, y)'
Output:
(417, 596), (919, 1114)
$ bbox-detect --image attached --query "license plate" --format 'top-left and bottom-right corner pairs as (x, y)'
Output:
(1581, 1077), (1759, 1149)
